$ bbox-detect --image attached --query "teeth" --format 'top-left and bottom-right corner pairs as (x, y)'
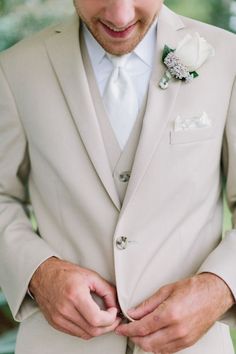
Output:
(111, 28), (125, 32)
(104, 23), (127, 32)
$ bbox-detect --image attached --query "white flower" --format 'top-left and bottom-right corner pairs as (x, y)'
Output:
(175, 32), (215, 72)
(159, 32), (215, 89)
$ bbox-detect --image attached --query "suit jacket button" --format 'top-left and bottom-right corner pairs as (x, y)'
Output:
(116, 236), (128, 250)
(119, 172), (130, 183)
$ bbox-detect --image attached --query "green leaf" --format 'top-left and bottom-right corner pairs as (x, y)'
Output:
(190, 71), (199, 78)
(162, 45), (175, 62)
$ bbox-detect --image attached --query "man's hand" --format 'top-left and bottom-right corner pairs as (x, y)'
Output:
(116, 273), (234, 353)
(29, 257), (121, 339)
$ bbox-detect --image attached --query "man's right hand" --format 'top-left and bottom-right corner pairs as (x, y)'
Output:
(29, 257), (121, 339)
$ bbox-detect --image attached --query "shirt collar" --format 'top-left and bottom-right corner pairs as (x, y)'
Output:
(82, 19), (157, 69)
(82, 23), (105, 67)
(133, 19), (157, 67)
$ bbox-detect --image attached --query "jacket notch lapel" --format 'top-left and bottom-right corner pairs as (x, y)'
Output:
(120, 6), (186, 215)
(44, 16), (121, 210)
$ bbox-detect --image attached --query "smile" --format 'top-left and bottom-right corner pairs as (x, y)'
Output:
(100, 21), (136, 38)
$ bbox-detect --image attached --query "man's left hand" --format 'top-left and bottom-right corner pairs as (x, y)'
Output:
(116, 273), (234, 354)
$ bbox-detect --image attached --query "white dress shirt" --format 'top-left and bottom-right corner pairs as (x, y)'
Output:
(82, 21), (157, 143)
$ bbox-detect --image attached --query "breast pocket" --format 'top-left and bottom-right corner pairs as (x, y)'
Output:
(170, 127), (215, 145)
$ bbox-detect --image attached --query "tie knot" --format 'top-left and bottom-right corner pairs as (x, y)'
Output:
(107, 53), (131, 69)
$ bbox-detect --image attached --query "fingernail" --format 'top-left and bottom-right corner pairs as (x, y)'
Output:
(115, 329), (122, 336)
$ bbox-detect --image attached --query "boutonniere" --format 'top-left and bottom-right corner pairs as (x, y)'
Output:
(159, 32), (215, 90)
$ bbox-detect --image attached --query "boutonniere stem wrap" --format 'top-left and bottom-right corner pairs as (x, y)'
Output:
(159, 32), (215, 89)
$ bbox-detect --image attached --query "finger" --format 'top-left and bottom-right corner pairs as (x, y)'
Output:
(49, 315), (92, 340)
(103, 289), (120, 311)
(60, 303), (97, 332)
(75, 286), (118, 327)
(128, 285), (172, 320)
(116, 301), (170, 337)
(130, 325), (182, 353)
(162, 337), (196, 353)
(68, 305), (122, 336)
(84, 316), (122, 337)
(91, 274), (118, 310)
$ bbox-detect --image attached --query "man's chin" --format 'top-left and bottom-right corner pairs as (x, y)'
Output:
(96, 38), (142, 56)
(103, 47), (135, 56)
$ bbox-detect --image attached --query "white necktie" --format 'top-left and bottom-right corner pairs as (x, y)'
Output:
(103, 54), (139, 149)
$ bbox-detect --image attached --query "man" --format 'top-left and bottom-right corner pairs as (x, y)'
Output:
(0, 0), (236, 353)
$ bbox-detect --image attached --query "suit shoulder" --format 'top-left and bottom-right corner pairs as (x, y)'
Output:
(0, 14), (78, 68)
(162, 6), (236, 49)
(177, 14), (236, 68)
(180, 14), (236, 45)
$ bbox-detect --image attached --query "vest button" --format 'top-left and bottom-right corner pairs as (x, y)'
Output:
(116, 236), (128, 250)
(119, 172), (130, 183)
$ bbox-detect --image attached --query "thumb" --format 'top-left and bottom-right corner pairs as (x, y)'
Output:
(128, 284), (172, 320)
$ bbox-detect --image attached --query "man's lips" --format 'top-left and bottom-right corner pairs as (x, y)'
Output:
(100, 21), (136, 39)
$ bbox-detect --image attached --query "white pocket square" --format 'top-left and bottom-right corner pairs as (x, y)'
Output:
(174, 112), (212, 132)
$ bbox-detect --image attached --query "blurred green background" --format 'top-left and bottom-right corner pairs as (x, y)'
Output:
(0, 0), (235, 353)
(1, 0), (236, 51)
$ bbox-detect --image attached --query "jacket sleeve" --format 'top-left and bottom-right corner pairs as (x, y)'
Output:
(198, 77), (236, 327)
(0, 63), (59, 322)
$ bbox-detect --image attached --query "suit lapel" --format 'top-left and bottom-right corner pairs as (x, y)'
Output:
(44, 7), (185, 214)
(45, 16), (121, 210)
(121, 6), (186, 214)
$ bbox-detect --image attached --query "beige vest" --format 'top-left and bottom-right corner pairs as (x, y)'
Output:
(80, 34), (148, 204)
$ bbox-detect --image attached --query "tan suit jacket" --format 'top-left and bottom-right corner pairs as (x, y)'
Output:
(0, 5), (236, 354)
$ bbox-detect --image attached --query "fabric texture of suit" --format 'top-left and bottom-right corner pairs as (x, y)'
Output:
(0, 5), (236, 354)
